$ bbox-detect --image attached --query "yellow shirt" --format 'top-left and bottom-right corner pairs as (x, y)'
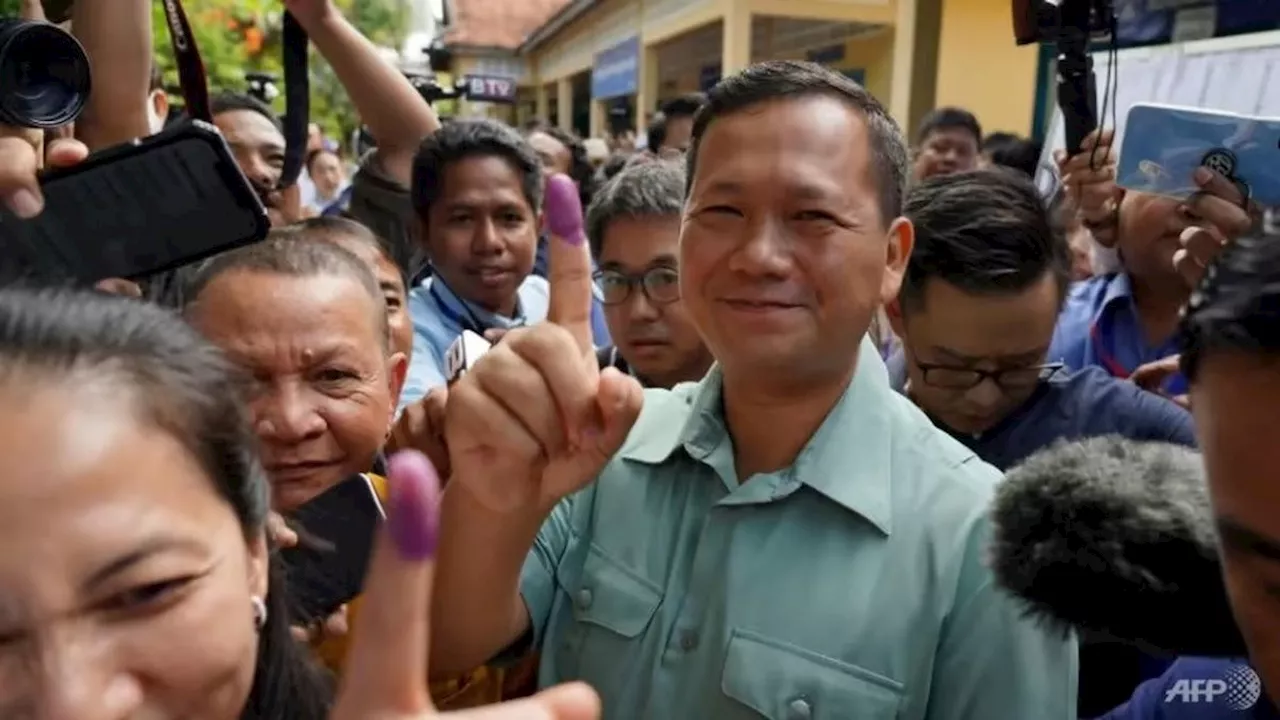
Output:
(311, 474), (537, 709)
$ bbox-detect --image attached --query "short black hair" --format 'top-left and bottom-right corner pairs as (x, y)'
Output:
(210, 91), (282, 132)
(1180, 233), (1280, 381)
(526, 123), (598, 209)
(411, 118), (543, 220)
(647, 94), (706, 151)
(687, 60), (909, 225)
(916, 107), (982, 146)
(984, 132), (1043, 178)
(900, 168), (1069, 312)
(586, 159), (686, 258)
(185, 234), (390, 350)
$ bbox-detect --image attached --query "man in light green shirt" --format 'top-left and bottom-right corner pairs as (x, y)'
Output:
(431, 60), (1077, 719)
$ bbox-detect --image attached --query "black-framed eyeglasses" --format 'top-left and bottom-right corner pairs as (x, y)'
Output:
(594, 266), (681, 306)
(916, 361), (1064, 391)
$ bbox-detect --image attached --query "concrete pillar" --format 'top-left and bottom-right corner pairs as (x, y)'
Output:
(721, 2), (751, 76)
(590, 99), (606, 138)
(556, 77), (574, 132)
(889, 0), (943, 136)
(535, 83), (550, 123)
(636, 44), (660, 136)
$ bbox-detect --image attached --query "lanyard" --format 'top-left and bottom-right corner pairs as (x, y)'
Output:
(158, 0), (309, 188)
(1089, 319), (1132, 379)
(429, 284), (490, 336)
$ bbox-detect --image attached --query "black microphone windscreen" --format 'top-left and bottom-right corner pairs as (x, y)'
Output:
(989, 435), (1247, 657)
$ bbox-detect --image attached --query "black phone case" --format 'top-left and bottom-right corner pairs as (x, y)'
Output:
(0, 121), (270, 285)
(279, 475), (384, 624)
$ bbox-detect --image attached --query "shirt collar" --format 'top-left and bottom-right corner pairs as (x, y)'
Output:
(620, 337), (895, 534)
(1099, 272), (1135, 313)
(426, 276), (527, 330)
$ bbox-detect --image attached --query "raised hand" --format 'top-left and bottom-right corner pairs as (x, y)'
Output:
(1055, 129), (1120, 246)
(1173, 166), (1256, 290)
(330, 450), (600, 720)
(444, 173), (644, 515)
(281, 0), (338, 26)
(389, 386), (452, 480)
(0, 132), (87, 218)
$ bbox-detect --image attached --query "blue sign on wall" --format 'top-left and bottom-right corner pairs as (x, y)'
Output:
(1112, 0), (1280, 48)
(843, 68), (867, 86)
(592, 36), (640, 100)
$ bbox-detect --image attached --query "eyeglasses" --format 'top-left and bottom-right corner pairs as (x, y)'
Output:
(594, 266), (681, 306)
(916, 361), (1064, 391)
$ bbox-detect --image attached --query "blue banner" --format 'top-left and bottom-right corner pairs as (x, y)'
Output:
(698, 63), (721, 92)
(592, 36), (640, 100)
(1113, 0), (1280, 48)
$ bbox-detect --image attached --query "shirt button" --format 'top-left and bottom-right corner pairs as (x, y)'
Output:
(679, 629), (699, 650)
(575, 588), (593, 609)
(787, 697), (812, 720)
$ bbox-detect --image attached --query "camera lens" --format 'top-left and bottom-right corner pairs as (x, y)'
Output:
(0, 19), (91, 129)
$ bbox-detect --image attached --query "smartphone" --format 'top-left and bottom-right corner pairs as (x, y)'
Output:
(0, 121), (270, 286)
(279, 474), (385, 623)
(1117, 103), (1280, 207)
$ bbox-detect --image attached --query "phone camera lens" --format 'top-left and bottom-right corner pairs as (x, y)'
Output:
(0, 19), (91, 129)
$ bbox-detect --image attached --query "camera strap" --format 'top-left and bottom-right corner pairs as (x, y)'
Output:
(158, 0), (310, 189)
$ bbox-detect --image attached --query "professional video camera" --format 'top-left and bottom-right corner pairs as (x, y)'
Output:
(1012, 0), (1116, 153)
(0, 16), (91, 128)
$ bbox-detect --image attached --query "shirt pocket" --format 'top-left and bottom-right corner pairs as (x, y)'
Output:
(721, 628), (904, 720)
(553, 542), (663, 681)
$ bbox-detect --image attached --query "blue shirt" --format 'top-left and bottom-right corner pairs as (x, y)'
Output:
(400, 275), (550, 410)
(1099, 658), (1278, 720)
(886, 358), (1196, 470)
(1049, 273), (1186, 395)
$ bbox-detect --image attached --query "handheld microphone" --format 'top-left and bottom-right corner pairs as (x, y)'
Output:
(989, 435), (1247, 657)
(445, 329), (492, 384)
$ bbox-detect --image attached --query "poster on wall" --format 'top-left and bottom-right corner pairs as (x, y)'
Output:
(592, 37), (640, 100)
(1112, 0), (1280, 48)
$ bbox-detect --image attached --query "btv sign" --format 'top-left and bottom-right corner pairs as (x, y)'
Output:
(463, 75), (518, 104)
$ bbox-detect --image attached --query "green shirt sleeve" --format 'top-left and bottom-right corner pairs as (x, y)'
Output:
(519, 493), (578, 650)
(927, 512), (1079, 719)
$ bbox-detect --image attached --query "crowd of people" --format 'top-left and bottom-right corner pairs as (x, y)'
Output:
(0, 0), (1278, 719)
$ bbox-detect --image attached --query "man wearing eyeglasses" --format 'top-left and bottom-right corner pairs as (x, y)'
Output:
(586, 160), (713, 388)
(884, 169), (1195, 473)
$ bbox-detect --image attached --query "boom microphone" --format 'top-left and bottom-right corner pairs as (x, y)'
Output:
(989, 435), (1247, 658)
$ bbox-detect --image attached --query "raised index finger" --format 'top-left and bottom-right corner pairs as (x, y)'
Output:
(543, 173), (595, 353)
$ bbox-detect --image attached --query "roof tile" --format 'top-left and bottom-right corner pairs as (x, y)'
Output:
(444, 0), (574, 49)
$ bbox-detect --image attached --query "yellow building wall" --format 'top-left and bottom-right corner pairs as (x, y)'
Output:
(751, 30), (894, 104)
(933, 0), (1039, 134)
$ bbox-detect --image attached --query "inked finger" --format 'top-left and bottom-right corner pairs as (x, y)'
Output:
(333, 451), (441, 715)
(543, 173), (596, 353)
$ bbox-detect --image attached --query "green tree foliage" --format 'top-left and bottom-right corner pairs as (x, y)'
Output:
(148, 0), (408, 146)
(0, 0), (407, 145)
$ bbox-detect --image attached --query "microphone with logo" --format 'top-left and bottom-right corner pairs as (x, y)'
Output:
(988, 435), (1245, 658)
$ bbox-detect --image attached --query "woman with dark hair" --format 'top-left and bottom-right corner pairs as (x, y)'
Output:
(0, 286), (330, 720)
(0, 287), (599, 720)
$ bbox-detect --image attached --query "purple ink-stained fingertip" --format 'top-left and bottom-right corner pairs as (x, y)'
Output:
(544, 173), (585, 245)
(386, 450), (441, 561)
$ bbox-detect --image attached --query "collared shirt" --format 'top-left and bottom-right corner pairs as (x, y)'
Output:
(1049, 273), (1185, 395)
(400, 275), (550, 410)
(519, 338), (1078, 719)
(884, 355), (1196, 471)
